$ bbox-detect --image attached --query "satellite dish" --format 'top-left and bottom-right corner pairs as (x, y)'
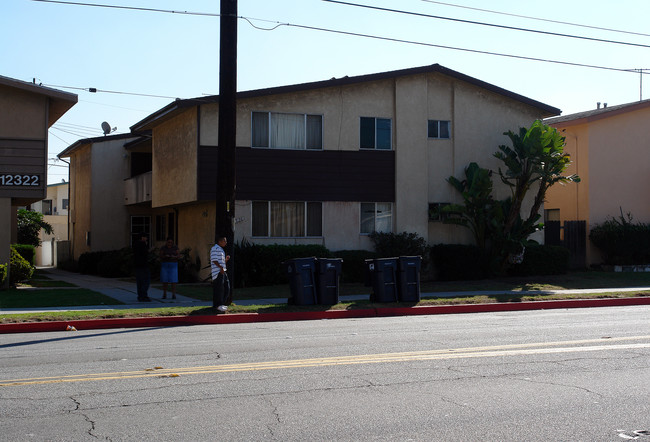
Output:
(101, 121), (111, 135)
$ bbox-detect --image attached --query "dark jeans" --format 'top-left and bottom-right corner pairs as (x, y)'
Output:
(212, 272), (231, 307)
(135, 266), (150, 299)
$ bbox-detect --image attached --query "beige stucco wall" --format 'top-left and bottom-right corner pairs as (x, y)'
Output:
(90, 139), (131, 252)
(152, 109), (198, 207)
(68, 144), (92, 259)
(548, 106), (650, 265)
(176, 202), (217, 281)
(0, 85), (47, 139)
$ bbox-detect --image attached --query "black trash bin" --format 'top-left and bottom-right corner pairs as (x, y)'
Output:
(398, 256), (422, 302)
(284, 257), (317, 305)
(316, 258), (343, 305)
(368, 258), (399, 303)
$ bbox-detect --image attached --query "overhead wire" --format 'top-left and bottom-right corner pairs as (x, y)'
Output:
(420, 0), (650, 38)
(322, 0), (650, 49)
(30, 0), (650, 104)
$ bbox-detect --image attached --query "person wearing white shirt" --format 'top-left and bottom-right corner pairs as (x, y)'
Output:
(210, 236), (230, 313)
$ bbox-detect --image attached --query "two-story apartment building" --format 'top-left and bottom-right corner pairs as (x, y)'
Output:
(62, 64), (560, 278)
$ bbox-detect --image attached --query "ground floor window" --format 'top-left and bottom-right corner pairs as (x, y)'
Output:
(252, 201), (322, 237)
(131, 216), (151, 246)
(360, 202), (392, 234)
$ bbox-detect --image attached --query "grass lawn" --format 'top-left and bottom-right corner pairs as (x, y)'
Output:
(0, 288), (124, 309)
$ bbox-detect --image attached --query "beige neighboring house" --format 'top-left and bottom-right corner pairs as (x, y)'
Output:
(63, 64), (560, 280)
(58, 133), (150, 260)
(29, 181), (69, 266)
(545, 100), (650, 266)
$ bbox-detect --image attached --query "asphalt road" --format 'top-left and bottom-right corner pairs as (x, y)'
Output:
(2, 306), (650, 441)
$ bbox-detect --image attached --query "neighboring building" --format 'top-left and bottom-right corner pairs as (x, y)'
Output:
(58, 133), (149, 260)
(545, 100), (650, 267)
(0, 76), (76, 285)
(29, 181), (70, 266)
(63, 64), (560, 279)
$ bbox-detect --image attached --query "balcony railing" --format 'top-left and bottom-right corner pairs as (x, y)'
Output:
(124, 171), (152, 205)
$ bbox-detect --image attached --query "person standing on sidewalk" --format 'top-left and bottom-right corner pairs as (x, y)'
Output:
(211, 236), (230, 313)
(159, 237), (180, 300)
(133, 234), (151, 302)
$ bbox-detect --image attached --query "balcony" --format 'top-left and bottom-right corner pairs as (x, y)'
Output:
(124, 171), (152, 205)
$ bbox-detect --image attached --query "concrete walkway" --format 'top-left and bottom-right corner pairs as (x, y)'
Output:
(2, 267), (649, 315)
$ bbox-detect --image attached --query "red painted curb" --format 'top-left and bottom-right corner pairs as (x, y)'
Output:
(2, 297), (650, 334)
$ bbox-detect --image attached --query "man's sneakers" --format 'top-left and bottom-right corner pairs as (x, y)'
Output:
(216, 305), (228, 314)
(138, 297), (152, 302)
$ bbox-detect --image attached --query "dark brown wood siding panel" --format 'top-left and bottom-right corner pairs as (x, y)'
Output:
(198, 147), (395, 202)
(0, 138), (46, 200)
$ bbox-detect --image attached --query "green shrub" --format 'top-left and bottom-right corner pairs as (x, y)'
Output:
(234, 241), (331, 288)
(10, 245), (34, 285)
(78, 251), (102, 275)
(0, 263), (7, 287)
(431, 244), (489, 281)
(12, 244), (36, 266)
(334, 250), (379, 283)
(508, 245), (570, 276)
(369, 231), (427, 258)
(589, 212), (650, 265)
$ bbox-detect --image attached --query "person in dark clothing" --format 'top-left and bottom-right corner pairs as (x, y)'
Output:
(134, 234), (151, 302)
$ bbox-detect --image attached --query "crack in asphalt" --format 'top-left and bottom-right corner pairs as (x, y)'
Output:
(69, 396), (104, 439)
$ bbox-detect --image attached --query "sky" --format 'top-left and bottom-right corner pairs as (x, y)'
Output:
(3, 0), (649, 184)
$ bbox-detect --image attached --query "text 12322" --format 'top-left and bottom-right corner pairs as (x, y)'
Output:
(0, 174), (40, 186)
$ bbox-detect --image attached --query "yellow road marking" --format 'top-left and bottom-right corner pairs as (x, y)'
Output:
(2, 335), (650, 387)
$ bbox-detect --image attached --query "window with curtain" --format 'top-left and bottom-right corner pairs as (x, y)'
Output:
(360, 202), (392, 234)
(252, 112), (322, 150)
(252, 201), (322, 237)
(360, 117), (392, 150)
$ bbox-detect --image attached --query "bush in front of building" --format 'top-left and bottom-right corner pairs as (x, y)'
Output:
(507, 244), (570, 276)
(0, 263), (7, 287)
(234, 241), (331, 288)
(78, 249), (131, 277)
(431, 244), (490, 281)
(10, 245), (34, 285)
(589, 212), (650, 265)
(334, 250), (379, 283)
(369, 231), (428, 258)
(76, 247), (198, 282)
(11, 244), (36, 266)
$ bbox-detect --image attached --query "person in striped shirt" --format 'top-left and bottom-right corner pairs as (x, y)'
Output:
(210, 236), (230, 313)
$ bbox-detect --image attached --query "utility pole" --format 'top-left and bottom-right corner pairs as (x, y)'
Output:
(216, 0), (237, 271)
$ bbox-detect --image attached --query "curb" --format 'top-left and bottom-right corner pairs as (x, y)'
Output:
(2, 297), (650, 334)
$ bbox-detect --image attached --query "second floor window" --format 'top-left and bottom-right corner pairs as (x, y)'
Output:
(360, 117), (391, 150)
(428, 120), (451, 139)
(252, 112), (322, 150)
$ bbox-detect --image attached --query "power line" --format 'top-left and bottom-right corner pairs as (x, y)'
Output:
(419, 0), (650, 38)
(31, 0), (648, 80)
(323, 0), (650, 49)
(31, 0), (221, 17)
(42, 83), (179, 100)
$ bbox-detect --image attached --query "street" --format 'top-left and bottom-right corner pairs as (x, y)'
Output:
(2, 306), (650, 441)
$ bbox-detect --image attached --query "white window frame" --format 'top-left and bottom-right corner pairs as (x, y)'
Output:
(252, 201), (323, 238)
(428, 120), (451, 139)
(360, 117), (392, 150)
(251, 111), (323, 150)
(360, 202), (393, 234)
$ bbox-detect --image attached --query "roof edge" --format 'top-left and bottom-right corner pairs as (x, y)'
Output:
(131, 63), (560, 130)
